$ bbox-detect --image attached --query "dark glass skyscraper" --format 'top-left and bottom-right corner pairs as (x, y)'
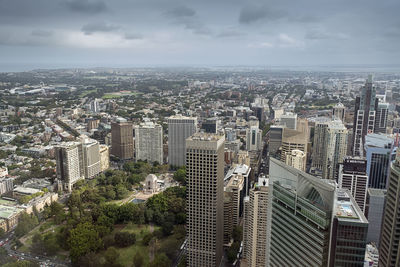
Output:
(268, 159), (368, 267)
(352, 75), (376, 156)
(365, 133), (395, 189)
(379, 151), (400, 266)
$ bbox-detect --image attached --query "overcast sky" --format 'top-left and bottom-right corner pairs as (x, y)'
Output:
(0, 0), (399, 70)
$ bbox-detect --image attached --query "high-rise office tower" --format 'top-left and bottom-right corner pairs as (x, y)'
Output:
(280, 118), (309, 167)
(365, 244), (380, 267)
(329, 189), (369, 266)
(338, 156), (368, 213)
(268, 158), (335, 266)
(332, 102), (346, 121)
(243, 176), (269, 267)
(365, 133), (396, 189)
(285, 149), (306, 171)
(89, 98), (100, 113)
(135, 121), (163, 164)
(202, 118), (218, 134)
(279, 112), (297, 129)
(267, 126), (283, 157)
(379, 150), (400, 266)
(322, 119), (348, 180)
(111, 118), (134, 160)
(225, 127), (237, 142)
(268, 158), (368, 267)
(55, 142), (84, 192)
(99, 144), (110, 172)
(366, 188), (386, 246)
(375, 102), (389, 133)
(251, 105), (265, 122)
(186, 133), (224, 267)
(223, 173), (244, 244)
(312, 119), (347, 179)
(225, 163), (251, 197)
(312, 120), (330, 170)
(246, 125), (262, 151)
(86, 118), (100, 131)
(352, 75), (377, 156)
(80, 137), (101, 179)
(167, 115), (197, 167)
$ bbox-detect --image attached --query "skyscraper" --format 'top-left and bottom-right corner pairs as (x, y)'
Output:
(329, 189), (368, 266)
(99, 144), (110, 172)
(312, 119), (348, 179)
(167, 115), (197, 167)
(246, 125), (262, 151)
(80, 137), (101, 179)
(267, 125), (283, 157)
(352, 75), (377, 156)
(322, 119), (348, 180)
(135, 121), (163, 164)
(285, 149), (306, 171)
(280, 118), (309, 168)
(111, 118), (134, 160)
(186, 133), (224, 267)
(55, 142), (84, 192)
(223, 173), (244, 244)
(338, 156), (368, 213)
(268, 158), (335, 267)
(201, 118), (218, 134)
(279, 112), (297, 129)
(243, 176), (269, 267)
(268, 158), (368, 267)
(379, 150), (400, 266)
(312, 120), (330, 171)
(374, 102), (389, 133)
(366, 188), (386, 246)
(365, 133), (396, 189)
(225, 127), (237, 142)
(332, 102), (346, 121)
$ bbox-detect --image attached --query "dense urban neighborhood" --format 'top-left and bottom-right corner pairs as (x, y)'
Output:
(0, 68), (399, 266)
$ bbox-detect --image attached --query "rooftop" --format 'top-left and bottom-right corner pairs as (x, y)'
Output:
(367, 188), (386, 197)
(224, 164), (250, 182)
(255, 176), (269, 188)
(168, 114), (196, 120)
(13, 186), (40, 195)
(0, 204), (23, 219)
(335, 189), (368, 223)
(187, 132), (223, 142)
(0, 198), (17, 207)
(365, 133), (394, 149)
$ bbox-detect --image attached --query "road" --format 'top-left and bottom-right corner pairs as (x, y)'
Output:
(1, 232), (70, 267)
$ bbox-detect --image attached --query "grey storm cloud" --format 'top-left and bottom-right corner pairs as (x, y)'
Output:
(305, 30), (348, 40)
(0, 0), (400, 69)
(216, 29), (246, 38)
(239, 5), (287, 24)
(124, 33), (143, 40)
(165, 6), (196, 18)
(31, 30), (53, 37)
(65, 0), (108, 14)
(164, 5), (211, 35)
(81, 22), (121, 35)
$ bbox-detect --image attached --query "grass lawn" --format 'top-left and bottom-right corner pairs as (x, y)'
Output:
(102, 91), (138, 99)
(117, 243), (150, 266)
(79, 89), (97, 97)
(18, 219), (69, 261)
(19, 219), (56, 247)
(97, 224), (159, 267)
(107, 190), (137, 206)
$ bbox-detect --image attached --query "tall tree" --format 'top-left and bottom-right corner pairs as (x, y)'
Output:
(67, 222), (102, 263)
